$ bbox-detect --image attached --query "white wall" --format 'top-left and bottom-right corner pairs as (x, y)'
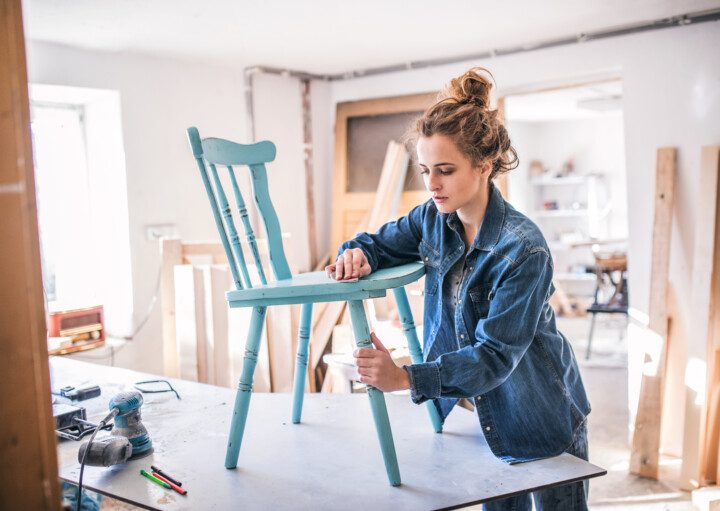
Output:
(26, 41), (247, 374)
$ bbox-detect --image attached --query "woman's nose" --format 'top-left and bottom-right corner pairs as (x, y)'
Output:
(426, 174), (440, 191)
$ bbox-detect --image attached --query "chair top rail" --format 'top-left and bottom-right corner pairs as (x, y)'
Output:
(201, 137), (276, 166)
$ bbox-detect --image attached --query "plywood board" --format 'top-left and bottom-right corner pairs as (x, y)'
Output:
(630, 147), (676, 478)
(683, 146), (720, 486)
(0, 1), (61, 507)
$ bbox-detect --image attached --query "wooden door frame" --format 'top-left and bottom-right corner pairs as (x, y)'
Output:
(0, 1), (61, 509)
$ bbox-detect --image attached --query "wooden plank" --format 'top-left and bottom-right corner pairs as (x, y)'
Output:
(174, 266), (206, 382)
(0, 0), (61, 508)
(266, 305), (296, 392)
(161, 238), (183, 377)
(209, 265), (232, 388)
(630, 147), (676, 478)
(685, 146), (720, 486)
(301, 79), (318, 270)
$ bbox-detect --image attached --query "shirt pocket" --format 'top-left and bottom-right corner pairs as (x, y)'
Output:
(469, 283), (494, 319)
(419, 239), (441, 296)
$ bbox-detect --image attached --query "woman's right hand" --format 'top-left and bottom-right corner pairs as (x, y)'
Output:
(325, 248), (372, 281)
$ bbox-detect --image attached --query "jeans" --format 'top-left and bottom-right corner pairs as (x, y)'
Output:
(483, 423), (589, 511)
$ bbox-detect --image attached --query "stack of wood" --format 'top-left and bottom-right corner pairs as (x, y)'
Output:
(629, 146), (720, 493)
(160, 238), (309, 393)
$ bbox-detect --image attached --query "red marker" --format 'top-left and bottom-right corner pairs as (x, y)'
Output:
(152, 472), (187, 495)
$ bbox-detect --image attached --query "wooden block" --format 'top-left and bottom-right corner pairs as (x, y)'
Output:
(174, 265), (206, 382)
(266, 305), (295, 392)
(630, 147), (676, 479)
(161, 238), (183, 377)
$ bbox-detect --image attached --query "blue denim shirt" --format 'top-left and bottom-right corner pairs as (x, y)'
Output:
(340, 184), (591, 463)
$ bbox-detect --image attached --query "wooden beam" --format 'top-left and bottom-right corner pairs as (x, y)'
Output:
(0, 0), (61, 508)
(301, 79), (318, 270)
(630, 147), (676, 478)
(684, 146), (720, 487)
(161, 238), (183, 377)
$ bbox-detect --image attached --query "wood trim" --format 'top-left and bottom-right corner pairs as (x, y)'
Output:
(630, 147), (676, 479)
(0, 0), (61, 508)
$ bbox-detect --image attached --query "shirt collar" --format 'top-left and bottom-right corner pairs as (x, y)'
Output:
(444, 183), (506, 252)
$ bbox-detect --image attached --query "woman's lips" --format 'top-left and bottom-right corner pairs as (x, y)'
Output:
(433, 196), (448, 204)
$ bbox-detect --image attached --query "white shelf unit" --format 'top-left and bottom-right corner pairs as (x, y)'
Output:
(529, 174), (609, 296)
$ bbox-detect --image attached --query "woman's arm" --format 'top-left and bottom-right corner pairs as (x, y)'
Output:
(405, 249), (554, 401)
(326, 202), (427, 280)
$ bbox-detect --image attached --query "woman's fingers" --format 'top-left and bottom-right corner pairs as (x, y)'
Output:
(330, 248), (371, 280)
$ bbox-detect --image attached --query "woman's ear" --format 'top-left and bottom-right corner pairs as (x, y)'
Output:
(477, 160), (492, 176)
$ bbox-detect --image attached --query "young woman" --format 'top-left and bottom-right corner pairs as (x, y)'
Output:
(326, 67), (591, 511)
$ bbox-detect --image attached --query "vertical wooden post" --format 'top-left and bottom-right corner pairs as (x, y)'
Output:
(160, 237), (182, 377)
(300, 79), (318, 270)
(684, 146), (720, 487)
(0, 0), (61, 509)
(630, 147), (676, 478)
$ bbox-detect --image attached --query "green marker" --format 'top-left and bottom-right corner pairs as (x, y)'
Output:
(140, 469), (172, 489)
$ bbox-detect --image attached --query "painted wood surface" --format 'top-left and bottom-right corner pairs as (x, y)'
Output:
(53, 357), (605, 510)
(630, 147), (676, 478)
(227, 262), (425, 307)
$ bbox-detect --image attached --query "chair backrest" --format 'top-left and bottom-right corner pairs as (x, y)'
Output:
(186, 127), (292, 291)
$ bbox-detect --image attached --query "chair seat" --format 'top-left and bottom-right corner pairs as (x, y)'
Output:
(226, 261), (425, 307)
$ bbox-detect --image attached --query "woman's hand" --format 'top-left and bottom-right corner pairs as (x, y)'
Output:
(353, 333), (410, 392)
(325, 248), (372, 281)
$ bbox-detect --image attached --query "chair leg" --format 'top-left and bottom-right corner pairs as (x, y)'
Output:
(225, 306), (267, 469)
(347, 299), (401, 486)
(391, 287), (443, 433)
(292, 303), (313, 424)
(585, 312), (597, 360)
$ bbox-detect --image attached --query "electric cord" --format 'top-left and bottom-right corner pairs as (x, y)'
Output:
(76, 408), (119, 511)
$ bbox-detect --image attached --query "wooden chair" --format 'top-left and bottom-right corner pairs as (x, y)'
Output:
(186, 127), (441, 486)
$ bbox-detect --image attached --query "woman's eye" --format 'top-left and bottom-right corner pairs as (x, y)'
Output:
(419, 168), (429, 175)
(439, 169), (454, 176)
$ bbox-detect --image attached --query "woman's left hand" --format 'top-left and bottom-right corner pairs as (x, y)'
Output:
(353, 333), (411, 392)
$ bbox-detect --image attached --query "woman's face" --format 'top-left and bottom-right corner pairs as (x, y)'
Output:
(416, 134), (489, 214)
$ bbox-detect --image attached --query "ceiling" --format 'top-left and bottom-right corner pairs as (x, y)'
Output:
(24, 0), (720, 75)
(505, 81), (624, 122)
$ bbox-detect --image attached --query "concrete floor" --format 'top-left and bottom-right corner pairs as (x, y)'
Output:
(96, 314), (694, 510)
(555, 316), (692, 511)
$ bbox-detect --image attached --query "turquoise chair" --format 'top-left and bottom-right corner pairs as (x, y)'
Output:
(186, 127), (442, 486)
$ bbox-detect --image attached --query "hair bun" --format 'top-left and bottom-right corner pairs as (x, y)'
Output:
(445, 67), (494, 109)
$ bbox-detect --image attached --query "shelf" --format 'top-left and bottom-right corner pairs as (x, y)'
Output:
(534, 209), (588, 218)
(531, 176), (588, 186)
(554, 272), (596, 283)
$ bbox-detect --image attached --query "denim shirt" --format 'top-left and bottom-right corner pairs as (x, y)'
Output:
(339, 184), (591, 463)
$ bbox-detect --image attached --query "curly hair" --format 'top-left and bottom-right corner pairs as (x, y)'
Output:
(412, 67), (519, 181)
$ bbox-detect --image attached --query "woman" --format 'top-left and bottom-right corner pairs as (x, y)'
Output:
(326, 67), (591, 511)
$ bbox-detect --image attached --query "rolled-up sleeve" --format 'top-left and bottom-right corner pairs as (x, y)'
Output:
(406, 249), (553, 402)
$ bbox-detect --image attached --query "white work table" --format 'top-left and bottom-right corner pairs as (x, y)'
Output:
(52, 357), (605, 510)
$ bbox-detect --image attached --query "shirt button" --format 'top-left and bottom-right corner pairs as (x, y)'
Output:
(458, 299), (462, 305)
(476, 396), (482, 401)
(424, 257), (429, 261)
(486, 426), (491, 432)
(460, 334), (465, 339)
